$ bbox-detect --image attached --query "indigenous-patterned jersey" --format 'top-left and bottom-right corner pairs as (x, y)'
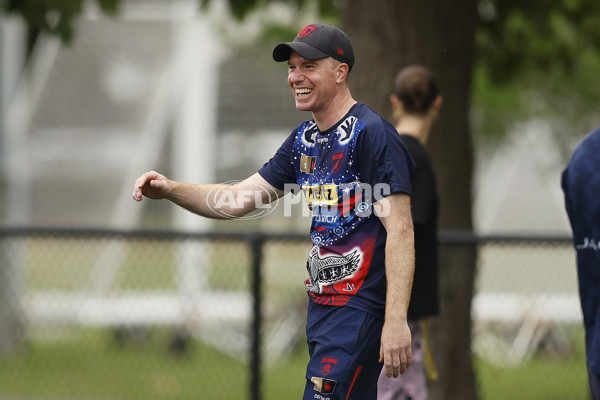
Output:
(259, 103), (414, 318)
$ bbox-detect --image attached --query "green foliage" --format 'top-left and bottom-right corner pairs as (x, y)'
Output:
(476, 0), (600, 83)
(3, 0), (599, 141)
(2, 0), (119, 43)
(223, 0), (339, 20)
(472, 42), (600, 144)
(228, 0), (261, 20)
(259, 23), (302, 43)
(473, 0), (600, 142)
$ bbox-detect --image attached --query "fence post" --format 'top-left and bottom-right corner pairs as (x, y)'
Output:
(248, 233), (264, 400)
(0, 228), (26, 356)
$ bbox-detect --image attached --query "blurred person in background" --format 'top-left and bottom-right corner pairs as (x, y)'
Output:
(378, 65), (442, 400)
(561, 126), (600, 400)
(133, 23), (417, 399)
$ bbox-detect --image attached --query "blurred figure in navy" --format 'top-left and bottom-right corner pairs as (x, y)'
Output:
(378, 65), (442, 400)
(562, 126), (600, 400)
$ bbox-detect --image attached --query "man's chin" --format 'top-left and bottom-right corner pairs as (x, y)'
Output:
(294, 101), (312, 112)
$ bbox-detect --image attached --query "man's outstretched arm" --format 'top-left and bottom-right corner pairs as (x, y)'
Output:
(132, 171), (284, 219)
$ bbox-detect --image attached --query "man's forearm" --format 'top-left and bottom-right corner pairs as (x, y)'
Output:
(166, 172), (283, 219)
(377, 192), (415, 377)
(384, 223), (415, 322)
(166, 181), (233, 219)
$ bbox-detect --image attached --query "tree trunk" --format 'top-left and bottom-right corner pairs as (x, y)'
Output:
(340, 1), (479, 398)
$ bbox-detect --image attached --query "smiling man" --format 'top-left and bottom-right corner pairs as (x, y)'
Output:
(133, 23), (416, 399)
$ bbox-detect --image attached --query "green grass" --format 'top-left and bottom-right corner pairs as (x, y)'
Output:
(0, 326), (589, 400)
(0, 327), (307, 400)
(475, 326), (589, 400)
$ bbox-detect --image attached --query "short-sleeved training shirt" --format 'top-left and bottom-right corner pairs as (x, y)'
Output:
(259, 102), (414, 318)
(561, 127), (600, 373)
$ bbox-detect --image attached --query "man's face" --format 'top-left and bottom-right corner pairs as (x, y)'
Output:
(287, 52), (339, 113)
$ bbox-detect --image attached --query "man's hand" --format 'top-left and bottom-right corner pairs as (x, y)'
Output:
(379, 319), (412, 378)
(132, 171), (173, 202)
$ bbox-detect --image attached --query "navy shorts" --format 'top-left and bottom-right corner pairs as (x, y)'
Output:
(303, 301), (384, 400)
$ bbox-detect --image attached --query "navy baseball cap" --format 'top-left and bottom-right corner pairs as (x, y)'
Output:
(273, 24), (355, 70)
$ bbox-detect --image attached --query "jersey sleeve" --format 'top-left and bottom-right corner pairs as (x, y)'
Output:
(258, 130), (297, 190)
(356, 124), (414, 198)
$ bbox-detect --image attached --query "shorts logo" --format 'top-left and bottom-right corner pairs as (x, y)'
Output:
(311, 377), (337, 394)
(301, 154), (316, 174)
(298, 24), (317, 38)
(321, 357), (338, 375)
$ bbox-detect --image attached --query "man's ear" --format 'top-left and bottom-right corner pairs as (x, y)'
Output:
(336, 63), (350, 84)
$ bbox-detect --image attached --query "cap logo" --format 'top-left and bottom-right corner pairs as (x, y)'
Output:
(298, 24), (317, 38)
(337, 47), (344, 56)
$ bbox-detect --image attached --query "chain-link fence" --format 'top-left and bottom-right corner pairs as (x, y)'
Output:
(0, 228), (587, 400)
(465, 233), (587, 400)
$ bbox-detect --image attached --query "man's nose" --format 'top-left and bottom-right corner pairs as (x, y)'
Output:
(289, 69), (303, 82)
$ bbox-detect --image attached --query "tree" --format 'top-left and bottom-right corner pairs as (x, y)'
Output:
(339, 2), (600, 398)
(2, 0), (117, 52)
(340, 1), (479, 398)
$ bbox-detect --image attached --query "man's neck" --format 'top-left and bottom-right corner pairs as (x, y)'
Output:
(313, 91), (357, 132)
(395, 114), (433, 145)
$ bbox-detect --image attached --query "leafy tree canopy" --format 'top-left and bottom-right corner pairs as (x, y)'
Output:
(476, 0), (600, 82)
(3, 0), (599, 143)
(5, 0), (599, 83)
(1, 0), (118, 43)
(474, 0), (600, 144)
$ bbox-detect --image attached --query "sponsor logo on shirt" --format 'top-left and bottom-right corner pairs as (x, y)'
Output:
(303, 184), (338, 206)
(301, 154), (316, 174)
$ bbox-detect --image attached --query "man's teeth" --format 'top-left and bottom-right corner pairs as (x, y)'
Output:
(296, 88), (312, 97)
